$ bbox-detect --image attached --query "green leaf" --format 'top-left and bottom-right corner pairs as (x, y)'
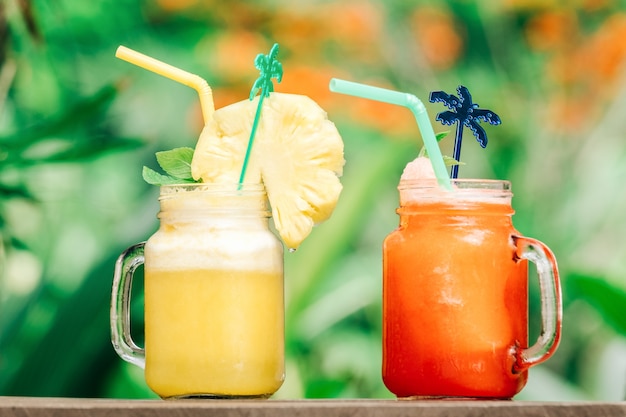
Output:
(0, 84), (119, 151)
(142, 166), (190, 185)
(568, 274), (626, 337)
(436, 131), (450, 142)
(143, 147), (201, 186)
(155, 147), (195, 180)
(419, 130), (451, 158)
(418, 131), (461, 166)
(443, 155), (464, 167)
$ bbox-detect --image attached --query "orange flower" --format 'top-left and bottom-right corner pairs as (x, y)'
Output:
(525, 11), (578, 52)
(536, 12), (626, 132)
(276, 63), (347, 110)
(323, 1), (384, 43)
(200, 30), (268, 84)
(581, 0), (613, 12)
(348, 98), (418, 137)
(409, 6), (464, 70)
(211, 86), (250, 111)
(156, 0), (199, 12)
(545, 52), (581, 86)
(501, 0), (558, 10)
(544, 94), (601, 134)
(278, 68), (415, 137)
(268, 1), (385, 65)
(321, 1), (386, 63)
(333, 78), (416, 137)
(268, 8), (326, 58)
(579, 13), (626, 81)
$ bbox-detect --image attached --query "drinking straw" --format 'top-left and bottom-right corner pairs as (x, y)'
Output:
(115, 45), (215, 125)
(329, 78), (452, 190)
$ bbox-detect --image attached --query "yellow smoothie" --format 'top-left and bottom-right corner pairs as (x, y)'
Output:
(112, 46), (344, 400)
(140, 185), (285, 399)
(144, 268), (284, 398)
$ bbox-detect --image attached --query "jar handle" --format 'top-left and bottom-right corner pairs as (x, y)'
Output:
(512, 236), (562, 372)
(110, 242), (146, 369)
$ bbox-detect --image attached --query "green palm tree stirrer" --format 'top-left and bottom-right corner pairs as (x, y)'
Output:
(238, 43), (283, 187)
(429, 86), (501, 179)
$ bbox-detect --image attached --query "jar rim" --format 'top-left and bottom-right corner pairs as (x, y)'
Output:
(157, 182), (271, 217)
(159, 182), (266, 196)
(398, 179), (512, 207)
(398, 178), (511, 192)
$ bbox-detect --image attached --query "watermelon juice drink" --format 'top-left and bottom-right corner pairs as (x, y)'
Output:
(382, 161), (562, 399)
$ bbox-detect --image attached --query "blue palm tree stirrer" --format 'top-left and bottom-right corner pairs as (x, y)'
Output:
(238, 43), (283, 186)
(429, 86), (501, 179)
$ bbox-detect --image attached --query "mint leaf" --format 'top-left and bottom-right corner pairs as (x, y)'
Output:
(436, 131), (450, 142)
(142, 166), (184, 185)
(443, 155), (464, 167)
(156, 147), (195, 180)
(142, 147), (202, 186)
(418, 130), (462, 166)
(419, 131), (450, 158)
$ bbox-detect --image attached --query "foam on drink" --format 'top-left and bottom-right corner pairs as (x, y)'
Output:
(399, 157), (511, 206)
(146, 185), (281, 272)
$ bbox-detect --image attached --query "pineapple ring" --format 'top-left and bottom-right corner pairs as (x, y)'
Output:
(191, 92), (344, 249)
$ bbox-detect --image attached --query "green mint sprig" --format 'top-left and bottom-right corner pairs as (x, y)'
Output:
(419, 131), (463, 167)
(142, 147), (200, 185)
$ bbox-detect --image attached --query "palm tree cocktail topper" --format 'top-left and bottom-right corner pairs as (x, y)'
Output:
(249, 43), (283, 100)
(429, 86), (501, 179)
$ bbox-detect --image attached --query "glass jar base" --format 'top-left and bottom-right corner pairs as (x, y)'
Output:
(163, 393), (272, 400)
(397, 395), (513, 401)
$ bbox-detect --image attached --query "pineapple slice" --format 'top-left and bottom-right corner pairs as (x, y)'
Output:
(191, 92), (344, 249)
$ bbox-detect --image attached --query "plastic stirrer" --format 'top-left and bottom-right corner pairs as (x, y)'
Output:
(430, 85), (501, 179)
(238, 43), (283, 187)
(329, 78), (451, 190)
(115, 45), (215, 125)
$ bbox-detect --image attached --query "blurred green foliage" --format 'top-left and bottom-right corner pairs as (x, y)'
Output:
(1, 0), (626, 401)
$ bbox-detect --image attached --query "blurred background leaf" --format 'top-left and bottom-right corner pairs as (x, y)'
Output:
(568, 274), (626, 337)
(1, 0), (626, 401)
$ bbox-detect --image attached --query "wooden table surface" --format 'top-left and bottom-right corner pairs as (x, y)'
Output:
(1, 397), (626, 417)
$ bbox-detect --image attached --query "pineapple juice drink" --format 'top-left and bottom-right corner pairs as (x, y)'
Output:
(111, 92), (344, 399)
(111, 46), (344, 399)
(143, 184), (284, 398)
(144, 270), (283, 397)
(112, 184), (285, 399)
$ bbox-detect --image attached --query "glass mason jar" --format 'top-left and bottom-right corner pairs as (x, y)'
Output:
(111, 183), (284, 399)
(382, 179), (562, 399)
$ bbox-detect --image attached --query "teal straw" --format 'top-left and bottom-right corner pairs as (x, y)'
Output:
(329, 78), (452, 190)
